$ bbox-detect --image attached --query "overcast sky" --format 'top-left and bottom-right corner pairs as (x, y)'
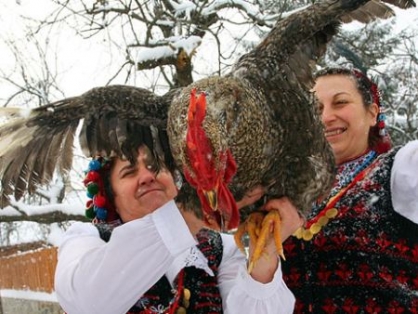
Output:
(1, 1), (417, 104)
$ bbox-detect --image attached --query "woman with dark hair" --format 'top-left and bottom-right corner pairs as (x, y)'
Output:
(54, 124), (301, 314)
(282, 67), (418, 312)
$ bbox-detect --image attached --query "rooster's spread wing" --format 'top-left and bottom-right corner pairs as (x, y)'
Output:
(0, 85), (177, 207)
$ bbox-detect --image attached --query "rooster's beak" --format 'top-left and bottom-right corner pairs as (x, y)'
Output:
(203, 190), (218, 211)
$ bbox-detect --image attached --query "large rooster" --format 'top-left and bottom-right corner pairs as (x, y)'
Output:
(0, 0), (415, 270)
(167, 0), (415, 263)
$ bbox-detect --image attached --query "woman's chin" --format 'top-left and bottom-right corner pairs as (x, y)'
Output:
(330, 144), (346, 164)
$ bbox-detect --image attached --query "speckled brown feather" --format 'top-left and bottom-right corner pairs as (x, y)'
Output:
(0, 85), (176, 206)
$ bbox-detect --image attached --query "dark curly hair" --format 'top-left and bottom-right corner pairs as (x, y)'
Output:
(84, 120), (205, 223)
(84, 121), (183, 223)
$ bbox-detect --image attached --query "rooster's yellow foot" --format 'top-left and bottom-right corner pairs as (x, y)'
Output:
(234, 210), (285, 274)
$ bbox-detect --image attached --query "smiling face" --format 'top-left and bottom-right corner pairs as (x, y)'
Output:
(313, 74), (378, 164)
(110, 146), (178, 222)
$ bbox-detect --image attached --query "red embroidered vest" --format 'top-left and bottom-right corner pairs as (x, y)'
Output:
(283, 148), (418, 313)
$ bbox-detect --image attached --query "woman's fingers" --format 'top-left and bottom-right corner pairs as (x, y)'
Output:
(264, 197), (305, 242)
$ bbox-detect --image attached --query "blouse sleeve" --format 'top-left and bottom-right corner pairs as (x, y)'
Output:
(218, 234), (295, 314)
(54, 200), (196, 314)
(391, 140), (418, 224)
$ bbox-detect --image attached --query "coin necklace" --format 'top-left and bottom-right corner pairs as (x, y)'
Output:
(294, 150), (377, 241)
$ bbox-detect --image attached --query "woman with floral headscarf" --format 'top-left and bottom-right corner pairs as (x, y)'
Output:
(282, 67), (418, 312)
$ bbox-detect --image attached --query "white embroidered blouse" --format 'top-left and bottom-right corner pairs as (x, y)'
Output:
(55, 200), (295, 314)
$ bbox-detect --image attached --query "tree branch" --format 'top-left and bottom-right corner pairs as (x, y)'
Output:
(0, 211), (88, 223)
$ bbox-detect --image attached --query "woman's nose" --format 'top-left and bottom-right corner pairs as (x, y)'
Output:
(321, 104), (335, 124)
(138, 166), (156, 185)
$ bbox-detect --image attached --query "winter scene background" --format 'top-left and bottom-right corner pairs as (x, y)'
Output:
(0, 0), (417, 312)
